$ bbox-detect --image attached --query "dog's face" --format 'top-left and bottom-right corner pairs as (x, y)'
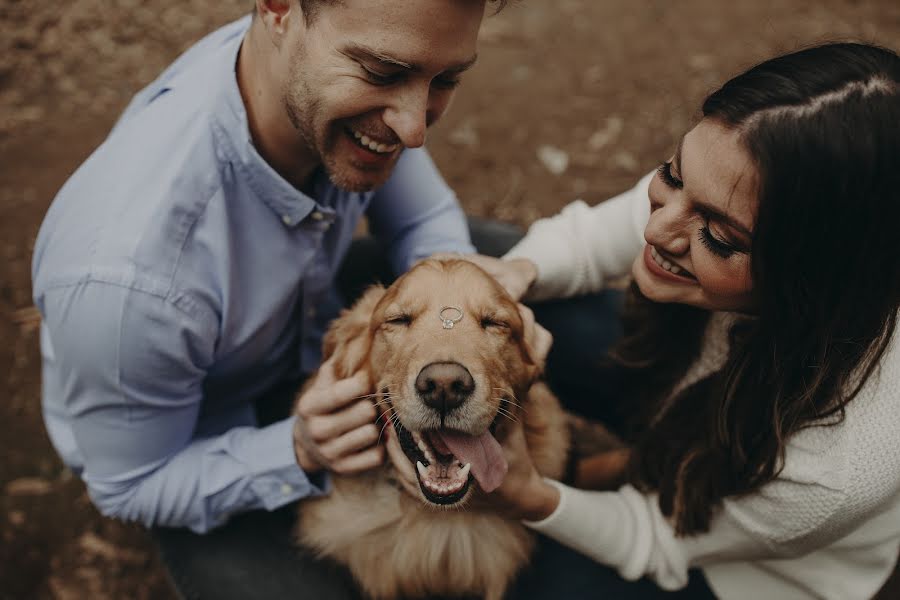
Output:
(324, 258), (539, 507)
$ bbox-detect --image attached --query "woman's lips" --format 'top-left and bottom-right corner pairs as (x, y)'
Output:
(643, 244), (695, 283)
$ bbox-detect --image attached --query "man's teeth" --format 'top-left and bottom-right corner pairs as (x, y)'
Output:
(352, 130), (399, 154)
(650, 246), (687, 275)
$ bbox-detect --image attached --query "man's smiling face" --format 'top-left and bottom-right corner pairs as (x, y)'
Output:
(279, 0), (485, 192)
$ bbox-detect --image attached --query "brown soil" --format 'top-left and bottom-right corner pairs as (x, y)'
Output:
(2, 1), (899, 598)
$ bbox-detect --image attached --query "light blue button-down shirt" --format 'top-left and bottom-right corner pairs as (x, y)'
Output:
(31, 16), (474, 533)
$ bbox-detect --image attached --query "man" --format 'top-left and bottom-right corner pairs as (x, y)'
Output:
(32, 0), (505, 596)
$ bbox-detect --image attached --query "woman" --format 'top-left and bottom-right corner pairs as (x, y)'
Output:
(474, 42), (900, 599)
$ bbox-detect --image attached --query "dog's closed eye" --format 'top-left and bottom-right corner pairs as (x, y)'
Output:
(479, 315), (509, 330)
(385, 313), (413, 326)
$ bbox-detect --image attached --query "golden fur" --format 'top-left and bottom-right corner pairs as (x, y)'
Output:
(295, 258), (570, 600)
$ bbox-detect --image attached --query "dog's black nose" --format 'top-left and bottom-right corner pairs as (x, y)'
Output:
(415, 362), (475, 414)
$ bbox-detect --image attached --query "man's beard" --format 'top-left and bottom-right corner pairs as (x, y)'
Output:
(283, 69), (393, 193)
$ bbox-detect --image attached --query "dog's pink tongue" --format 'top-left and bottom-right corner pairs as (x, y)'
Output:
(437, 430), (508, 492)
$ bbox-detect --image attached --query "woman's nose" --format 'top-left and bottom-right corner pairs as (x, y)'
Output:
(645, 193), (691, 255)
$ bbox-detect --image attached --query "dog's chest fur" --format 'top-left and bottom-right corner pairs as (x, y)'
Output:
(297, 383), (569, 600)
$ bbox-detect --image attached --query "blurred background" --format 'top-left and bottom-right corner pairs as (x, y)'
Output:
(2, 0), (899, 598)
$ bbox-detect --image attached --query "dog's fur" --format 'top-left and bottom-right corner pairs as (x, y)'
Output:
(295, 258), (570, 600)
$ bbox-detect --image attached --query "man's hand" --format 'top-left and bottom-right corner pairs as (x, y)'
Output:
(292, 357), (384, 474)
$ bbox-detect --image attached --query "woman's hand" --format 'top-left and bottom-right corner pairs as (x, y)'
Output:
(517, 303), (553, 372)
(435, 253), (538, 301)
(487, 420), (561, 521)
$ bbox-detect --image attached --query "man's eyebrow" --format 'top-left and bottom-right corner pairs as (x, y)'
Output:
(342, 43), (478, 73)
(676, 135), (753, 237)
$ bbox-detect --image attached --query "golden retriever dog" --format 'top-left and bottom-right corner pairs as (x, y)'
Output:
(295, 258), (570, 600)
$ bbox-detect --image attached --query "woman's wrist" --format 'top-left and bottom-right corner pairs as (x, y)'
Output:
(507, 258), (538, 297)
(518, 476), (561, 522)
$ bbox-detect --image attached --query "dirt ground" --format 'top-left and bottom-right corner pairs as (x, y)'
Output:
(2, 1), (899, 598)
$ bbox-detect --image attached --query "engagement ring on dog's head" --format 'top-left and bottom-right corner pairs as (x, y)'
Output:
(439, 306), (463, 329)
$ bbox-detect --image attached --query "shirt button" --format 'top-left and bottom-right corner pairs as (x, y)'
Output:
(309, 211), (324, 221)
(281, 483), (294, 495)
(306, 306), (316, 319)
(282, 215), (293, 226)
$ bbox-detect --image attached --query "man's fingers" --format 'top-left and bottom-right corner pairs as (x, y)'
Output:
(300, 369), (371, 415)
(304, 400), (377, 442)
(312, 356), (338, 387)
(318, 423), (380, 462)
(332, 445), (385, 475)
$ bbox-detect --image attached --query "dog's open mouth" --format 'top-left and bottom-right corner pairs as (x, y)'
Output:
(392, 420), (508, 505)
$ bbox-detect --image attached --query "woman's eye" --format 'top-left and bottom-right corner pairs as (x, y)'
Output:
(698, 226), (738, 259)
(657, 161), (684, 189)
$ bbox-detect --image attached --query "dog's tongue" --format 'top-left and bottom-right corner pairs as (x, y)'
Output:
(436, 430), (508, 492)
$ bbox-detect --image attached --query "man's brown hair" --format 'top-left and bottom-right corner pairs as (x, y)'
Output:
(255, 0), (510, 23)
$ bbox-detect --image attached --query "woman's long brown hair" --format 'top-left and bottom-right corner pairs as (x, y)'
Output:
(616, 43), (900, 535)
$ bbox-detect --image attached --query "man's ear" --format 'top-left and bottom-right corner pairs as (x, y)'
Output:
(254, 0), (297, 41)
(322, 285), (386, 380)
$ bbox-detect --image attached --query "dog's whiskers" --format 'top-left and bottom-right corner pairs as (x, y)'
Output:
(372, 397), (397, 408)
(495, 392), (527, 414)
(377, 407), (400, 444)
(493, 403), (520, 423)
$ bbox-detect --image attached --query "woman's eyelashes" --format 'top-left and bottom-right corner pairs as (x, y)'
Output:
(698, 225), (739, 259)
(657, 160), (747, 260)
(658, 161), (683, 189)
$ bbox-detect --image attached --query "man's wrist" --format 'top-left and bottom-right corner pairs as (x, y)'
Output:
(292, 418), (324, 473)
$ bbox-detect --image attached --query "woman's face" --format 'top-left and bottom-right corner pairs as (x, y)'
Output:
(632, 119), (758, 312)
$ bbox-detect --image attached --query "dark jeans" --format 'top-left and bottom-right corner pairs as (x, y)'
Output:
(155, 218), (716, 600)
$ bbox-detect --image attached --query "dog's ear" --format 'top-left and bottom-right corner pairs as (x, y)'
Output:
(323, 284), (386, 380)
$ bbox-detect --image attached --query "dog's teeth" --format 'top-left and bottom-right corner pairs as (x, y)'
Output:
(459, 463), (471, 479)
(416, 461), (427, 479)
(417, 439), (432, 461)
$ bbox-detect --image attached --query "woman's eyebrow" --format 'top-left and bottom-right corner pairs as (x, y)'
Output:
(676, 137), (753, 237)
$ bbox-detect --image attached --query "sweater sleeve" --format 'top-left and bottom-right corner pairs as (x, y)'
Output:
(504, 172), (652, 302)
(524, 471), (833, 592)
(525, 354), (900, 593)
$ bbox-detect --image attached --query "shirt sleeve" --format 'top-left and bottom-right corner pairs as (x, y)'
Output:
(504, 172), (653, 302)
(366, 147), (476, 274)
(38, 280), (327, 533)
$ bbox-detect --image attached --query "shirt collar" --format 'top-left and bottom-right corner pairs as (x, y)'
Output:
(215, 17), (327, 228)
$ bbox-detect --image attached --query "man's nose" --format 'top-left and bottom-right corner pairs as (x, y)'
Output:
(382, 86), (431, 149)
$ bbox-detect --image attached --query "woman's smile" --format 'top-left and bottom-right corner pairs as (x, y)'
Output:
(646, 245), (695, 280)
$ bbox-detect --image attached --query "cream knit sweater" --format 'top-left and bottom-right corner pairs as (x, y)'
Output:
(505, 174), (900, 599)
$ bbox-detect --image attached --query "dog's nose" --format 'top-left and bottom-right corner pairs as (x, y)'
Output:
(415, 362), (475, 414)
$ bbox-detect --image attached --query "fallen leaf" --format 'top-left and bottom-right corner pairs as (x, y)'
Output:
(536, 145), (569, 176)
